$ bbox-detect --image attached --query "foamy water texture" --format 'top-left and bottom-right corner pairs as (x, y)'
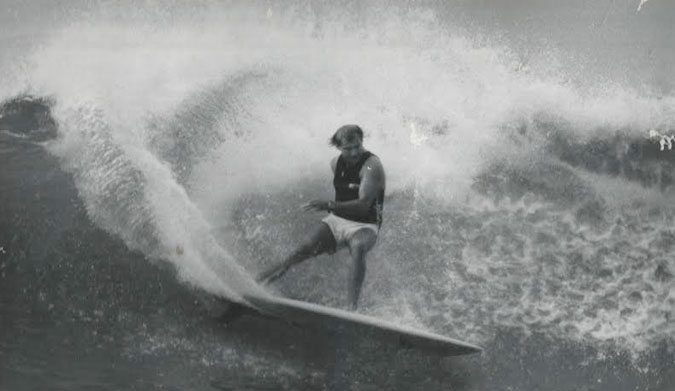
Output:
(8, 1), (675, 358)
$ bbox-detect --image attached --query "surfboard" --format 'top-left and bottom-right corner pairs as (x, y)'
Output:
(240, 293), (482, 356)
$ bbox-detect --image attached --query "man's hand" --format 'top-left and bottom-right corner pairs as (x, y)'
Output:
(303, 200), (333, 212)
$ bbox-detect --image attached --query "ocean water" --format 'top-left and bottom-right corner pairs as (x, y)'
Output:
(1, 0), (674, 390)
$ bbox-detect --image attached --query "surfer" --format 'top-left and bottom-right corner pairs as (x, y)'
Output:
(257, 124), (386, 310)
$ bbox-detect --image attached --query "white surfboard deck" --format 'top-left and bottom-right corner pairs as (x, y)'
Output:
(241, 293), (482, 356)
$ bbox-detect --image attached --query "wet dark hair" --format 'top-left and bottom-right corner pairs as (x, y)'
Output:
(330, 124), (363, 147)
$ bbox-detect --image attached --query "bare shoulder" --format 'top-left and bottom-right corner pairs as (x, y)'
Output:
(361, 155), (385, 183)
(364, 155), (384, 173)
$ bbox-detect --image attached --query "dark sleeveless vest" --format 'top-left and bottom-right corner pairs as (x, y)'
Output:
(333, 151), (384, 227)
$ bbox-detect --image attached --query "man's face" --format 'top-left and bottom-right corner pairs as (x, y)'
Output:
(339, 139), (365, 165)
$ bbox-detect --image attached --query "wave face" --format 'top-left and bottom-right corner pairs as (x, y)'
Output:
(2, 1), (675, 389)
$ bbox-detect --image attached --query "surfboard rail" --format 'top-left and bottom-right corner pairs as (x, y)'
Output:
(241, 293), (482, 356)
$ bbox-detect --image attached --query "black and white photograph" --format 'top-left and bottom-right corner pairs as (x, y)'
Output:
(1, 1), (674, 390)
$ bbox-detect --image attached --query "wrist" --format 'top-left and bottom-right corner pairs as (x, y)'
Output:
(327, 200), (336, 212)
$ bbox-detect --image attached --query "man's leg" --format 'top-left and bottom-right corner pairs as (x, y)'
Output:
(257, 222), (336, 284)
(347, 228), (377, 310)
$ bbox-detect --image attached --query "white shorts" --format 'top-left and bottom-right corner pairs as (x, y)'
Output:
(322, 213), (379, 248)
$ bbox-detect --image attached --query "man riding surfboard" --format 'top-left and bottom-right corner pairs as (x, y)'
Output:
(258, 124), (386, 310)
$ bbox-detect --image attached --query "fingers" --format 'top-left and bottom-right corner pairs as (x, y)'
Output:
(302, 200), (326, 211)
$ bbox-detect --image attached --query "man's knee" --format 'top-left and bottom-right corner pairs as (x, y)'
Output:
(349, 229), (377, 256)
(293, 241), (319, 259)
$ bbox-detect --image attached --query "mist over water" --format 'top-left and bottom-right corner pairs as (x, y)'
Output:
(2, 1), (675, 389)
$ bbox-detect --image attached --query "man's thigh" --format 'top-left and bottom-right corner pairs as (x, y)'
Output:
(305, 222), (337, 254)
